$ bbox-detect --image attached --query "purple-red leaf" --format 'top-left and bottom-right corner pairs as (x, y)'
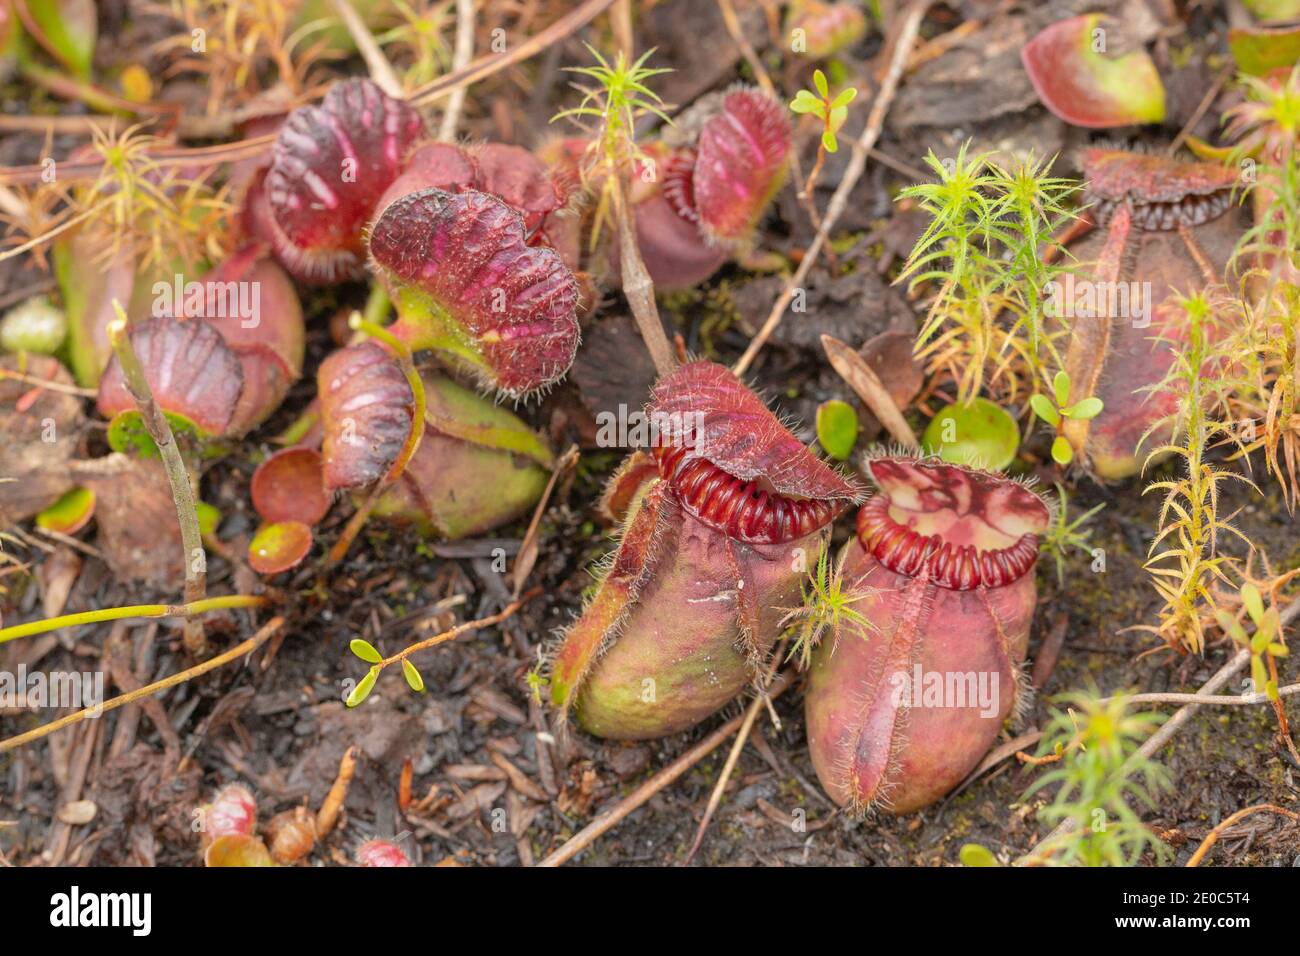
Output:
(97, 315), (244, 438)
(317, 341), (414, 491)
(647, 361), (861, 543)
(265, 78), (426, 282)
(370, 188), (580, 398)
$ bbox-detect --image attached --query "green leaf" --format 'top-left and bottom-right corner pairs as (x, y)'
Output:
(346, 666), (379, 708)
(813, 69), (829, 99)
(822, 129), (838, 153)
(920, 397), (1019, 470)
(1251, 657), (1268, 696)
(1051, 435), (1074, 465)
(350, 639), (382, 664)
(831, 87), (858, 109)
(790, 90), (822, 113)
(1052, 370), (1071, 407)
(828, 104), (848, 133)
(959, 843), (1000, 867)
(106, 409), (204, 459)
(35, 486), (95, 535)
(1241, 583), (1265, 625)
(1063, 396), (1103, 420)
(402, 658), (426, 693)
(24, 0), (97, 81)
(815, 399), (859, 461)
(1029, 394), (1060, 427)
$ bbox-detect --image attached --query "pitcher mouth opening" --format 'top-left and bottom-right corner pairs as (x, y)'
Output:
(653, 443), (843, 544)
(855, 457), (1049, 590)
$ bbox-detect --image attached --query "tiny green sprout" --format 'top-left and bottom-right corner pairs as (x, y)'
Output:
(1216, 583), (1289, 701)
(350, 638), (382, 664)
(790, 69), (858, 153)
(921, 396), (1019, 470)
(346, 666), (379, 707)
(778, 545), (874, 671)
(816, 399), (859, 460)
(552, 45), (672, 248)
(1029, 370), (1103, 465)
(1041, 483), (1105, 586)
(401, 658), (425, 693)
(526, 665), (550, 705)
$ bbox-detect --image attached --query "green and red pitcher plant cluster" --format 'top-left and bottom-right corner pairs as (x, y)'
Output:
(548, 359), (1055, 814)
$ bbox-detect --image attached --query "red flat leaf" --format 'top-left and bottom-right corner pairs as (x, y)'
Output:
(248, 520), (313, 575)
(251, 447), (331, 525)
(265, 78), (427, 282)
(475, 143), (565, 233)
(370, 188), (580, 398)
(1021, 14), (1165, 128)
(374, 141), (479, 218)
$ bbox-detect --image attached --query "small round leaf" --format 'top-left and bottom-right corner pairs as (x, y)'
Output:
(247, 520), (313, 575)
(1029, 393), (1061, 427)
(959, 843), (999, 867)
(816, 399), (859, 461)
(1052, 370), (1071, 407)
(1051, 435), (1074, 465)
(1063, 396), (1103, 420)
(921, 397), (1019, 470)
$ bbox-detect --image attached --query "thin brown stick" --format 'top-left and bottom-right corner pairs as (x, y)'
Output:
(1185, 803), (1300, 867)
(537, 671), (795, 867)
(822, 334), (919, 447)
(1167, 66), (1232, 156)
(410, 0), (618, 106)
(0, 368), (98, 398)
(438, 0), (477, 140)
(0, 617), (283, 754)
(1106, 683), (1300, 707)
(317, 746), (358, 837)
(107, 306), (208, 657)
(611, 0), (634, 59)
(512, 447), (581, 598)
(613, 173), (677, 376)
(329, 0), (402, 96)
(376, 589), (539, 673)
(717, 0), (773, 96)
(732, 0), (932, 377)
